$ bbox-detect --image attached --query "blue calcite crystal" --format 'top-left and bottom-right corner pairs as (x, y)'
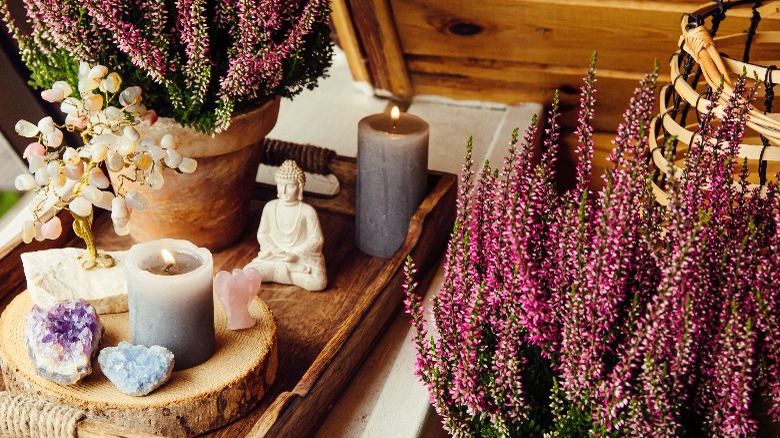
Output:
(25, 299), (104, 385)
(98, 342), (174, 396)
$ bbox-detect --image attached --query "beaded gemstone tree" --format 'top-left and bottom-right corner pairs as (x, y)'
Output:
(13, 63), (195, 269)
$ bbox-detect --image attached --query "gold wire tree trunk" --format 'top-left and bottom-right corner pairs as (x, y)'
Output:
(69, 161), (115, 270)
(72, 212), (115, 270)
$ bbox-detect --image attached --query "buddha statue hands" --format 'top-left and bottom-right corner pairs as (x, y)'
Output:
(246, 160), (327, 291)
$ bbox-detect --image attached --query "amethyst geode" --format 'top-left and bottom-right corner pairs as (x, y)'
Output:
(25, 299), (104, 384)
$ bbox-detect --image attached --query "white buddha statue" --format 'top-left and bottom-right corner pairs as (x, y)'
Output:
(246, 160), (327, 291)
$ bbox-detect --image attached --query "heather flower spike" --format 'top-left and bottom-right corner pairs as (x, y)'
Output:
(1, 0), (333, 133)
(405, 57), (780, 436)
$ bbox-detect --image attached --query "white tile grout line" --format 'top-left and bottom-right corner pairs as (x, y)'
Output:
(484, 109), (510, 169)
(413, 94), (508, 111)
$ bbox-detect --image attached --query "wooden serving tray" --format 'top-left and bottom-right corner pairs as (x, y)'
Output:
(0, 156), (457, 437)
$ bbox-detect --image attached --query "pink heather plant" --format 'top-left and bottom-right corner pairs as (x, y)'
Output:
(405, 53), (780, 436)
(0, 0), (332, 133)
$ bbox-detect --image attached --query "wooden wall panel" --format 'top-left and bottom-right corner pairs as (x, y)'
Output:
(341, 0), (780, 154)
(391, 0), (780, 73)
(392, 0), (695, 72)
(332, 0), (371, 83)
(408, 55), (668, 131)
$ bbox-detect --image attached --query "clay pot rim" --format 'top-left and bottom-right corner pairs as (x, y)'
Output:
(137, 97), (281, 159)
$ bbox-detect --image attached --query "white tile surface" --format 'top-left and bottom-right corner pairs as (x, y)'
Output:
(359, 265), (447, 438)
(315, 262), (445, 438)
(267, 49), (387, 157)
(407, 98), (542, 176)
(407, 99), (505, 175)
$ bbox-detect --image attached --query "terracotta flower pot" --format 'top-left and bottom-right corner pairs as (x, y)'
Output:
(110, 98), (280, 251)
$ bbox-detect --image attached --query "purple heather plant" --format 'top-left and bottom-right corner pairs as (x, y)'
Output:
(405, 54), (780, 437)
(0, 0), (332, 133)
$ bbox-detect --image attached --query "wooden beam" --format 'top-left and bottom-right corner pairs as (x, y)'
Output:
(331, 0), (371, 83)
(346, 0), (413, 98)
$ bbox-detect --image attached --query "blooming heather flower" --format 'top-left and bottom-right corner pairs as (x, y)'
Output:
(2, 0), (333, 133)
(82, 0), (171, 83)
(405, 60), (779, 437)
(176, 0), (210, 107)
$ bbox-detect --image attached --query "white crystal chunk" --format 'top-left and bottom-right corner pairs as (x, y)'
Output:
(164, 148), (183, 168)
(125, 190), (147, 211)
(15, 174), (36, 191)
(52, 81), (73, 97)
(88, 65), (108, 79)
(22, 248), (129, 314)
(178, 157), (197, 174)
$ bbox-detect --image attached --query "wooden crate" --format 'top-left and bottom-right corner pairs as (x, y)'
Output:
(334, 0), (780, 132)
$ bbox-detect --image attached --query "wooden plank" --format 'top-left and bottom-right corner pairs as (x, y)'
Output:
(407, 53), (666, 130)
(390, 0), (780, 74)
(408, 55), (670, 83)
(331, 0), (371, 83)
(347, 0), (413, 97)
(342, 0), (780, 126)
(408, 61), (656, 132)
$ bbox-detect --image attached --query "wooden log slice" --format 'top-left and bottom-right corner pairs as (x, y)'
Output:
(0, 291), (277, 437)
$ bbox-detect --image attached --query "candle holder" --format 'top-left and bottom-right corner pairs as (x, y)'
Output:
(126, 239), (215, 370)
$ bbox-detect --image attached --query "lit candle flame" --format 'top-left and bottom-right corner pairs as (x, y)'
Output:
(391, 106), (400, 130)
(161, 249), (176, 272)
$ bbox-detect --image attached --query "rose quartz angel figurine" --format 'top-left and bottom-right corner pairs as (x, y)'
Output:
(215, 268), (262, 330)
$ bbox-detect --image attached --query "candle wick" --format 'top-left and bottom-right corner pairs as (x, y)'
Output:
(392, 120), (397, 130)
(164, 263), (174, 273)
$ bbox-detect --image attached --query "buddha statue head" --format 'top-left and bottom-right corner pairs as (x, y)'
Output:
(274, 160), (306, 203)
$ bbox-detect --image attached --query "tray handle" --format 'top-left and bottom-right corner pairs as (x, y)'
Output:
(0, 392), (160, 438)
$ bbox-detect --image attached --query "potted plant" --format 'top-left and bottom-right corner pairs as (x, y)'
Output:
(404, 57), (780, 436)
(1, 0), (333, 250)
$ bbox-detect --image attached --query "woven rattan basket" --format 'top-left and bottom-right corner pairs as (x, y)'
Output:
(651, 0), (780, 204)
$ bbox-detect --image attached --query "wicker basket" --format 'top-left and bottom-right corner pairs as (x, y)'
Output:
(650, 0), (780, 205)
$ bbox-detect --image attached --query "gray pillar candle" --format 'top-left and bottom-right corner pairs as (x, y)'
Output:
(356, 107), (429, 258)
(126, 238), (215, 370)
